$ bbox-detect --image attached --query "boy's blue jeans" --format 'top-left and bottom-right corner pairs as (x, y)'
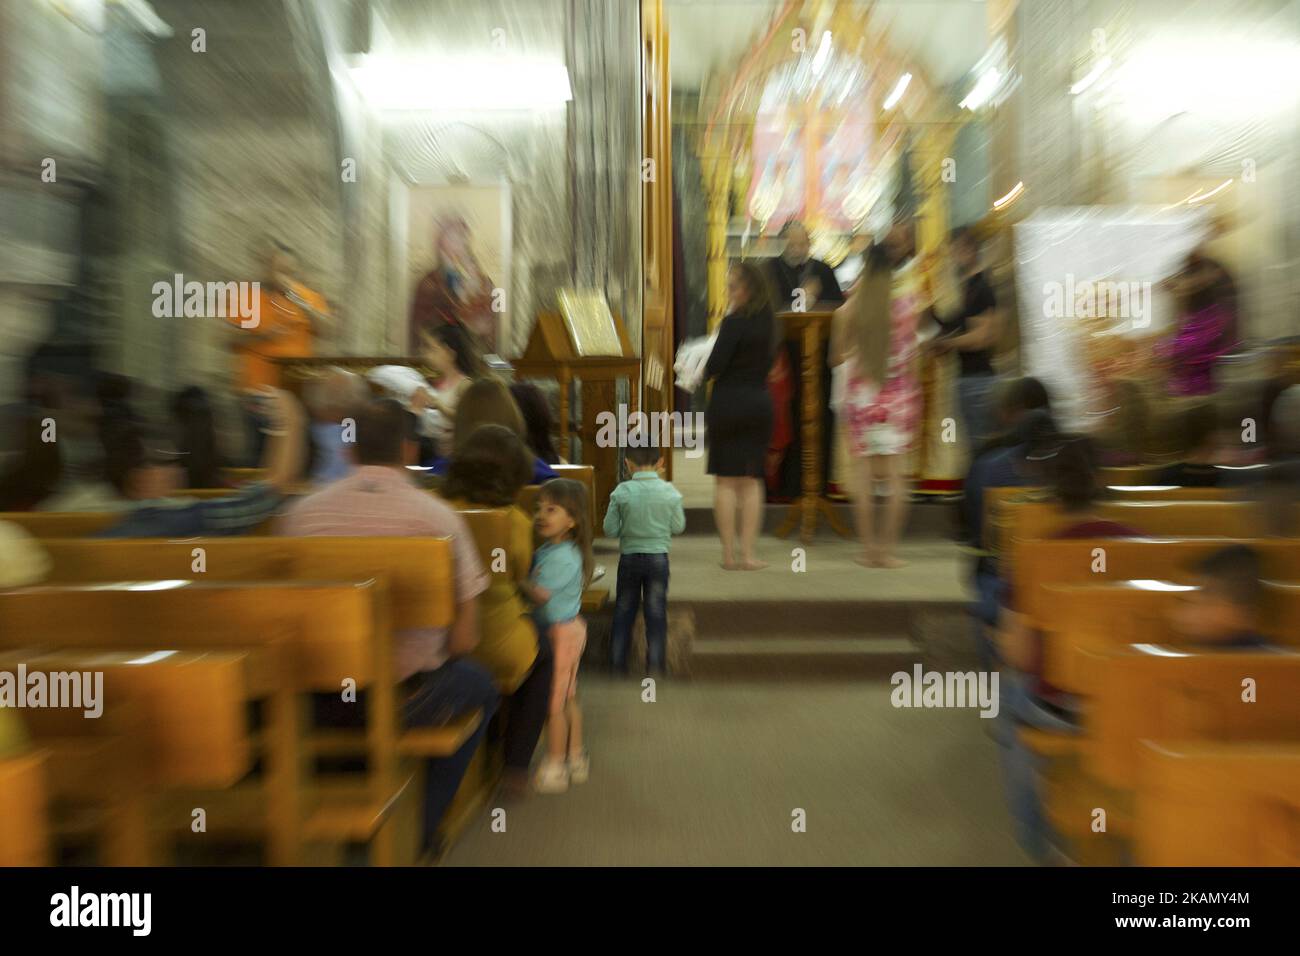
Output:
(611, 552), (670, 673)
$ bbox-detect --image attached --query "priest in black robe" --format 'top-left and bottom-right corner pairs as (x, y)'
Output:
(766, 221), (845, 500)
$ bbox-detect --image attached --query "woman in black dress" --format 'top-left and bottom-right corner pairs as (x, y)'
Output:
(705, 261), (779, 570)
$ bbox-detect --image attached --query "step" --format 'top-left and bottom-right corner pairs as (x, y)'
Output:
(681, 499), (959, 537)
(690, 635), (917, 680)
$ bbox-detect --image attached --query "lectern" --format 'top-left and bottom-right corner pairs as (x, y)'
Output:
(774, 310), (853, 545)
(512, 310), (641, 520)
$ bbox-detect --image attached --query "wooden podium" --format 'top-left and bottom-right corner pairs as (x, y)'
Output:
(512, 311), (641, 521)
(774, 309), (853, 545)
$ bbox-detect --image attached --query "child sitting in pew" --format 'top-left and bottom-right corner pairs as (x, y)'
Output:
(1169, 545), (1278, 650)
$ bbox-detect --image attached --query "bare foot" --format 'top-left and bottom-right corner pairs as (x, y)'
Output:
(853, 554), (877, 568)
(874, 553), (908, 569)
(739, 559), (769, 571)
(720, 559), (741, 571)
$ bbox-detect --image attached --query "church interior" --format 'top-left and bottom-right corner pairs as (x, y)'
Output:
(1, 0), (1299, 874)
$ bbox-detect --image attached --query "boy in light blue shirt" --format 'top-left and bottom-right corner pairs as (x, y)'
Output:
(602, 446), (686, 675)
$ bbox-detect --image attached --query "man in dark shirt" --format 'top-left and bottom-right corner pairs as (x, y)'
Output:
(932, 227), (999, 450)
(766, 221), (845, 308)
(767, 221), (845, 498)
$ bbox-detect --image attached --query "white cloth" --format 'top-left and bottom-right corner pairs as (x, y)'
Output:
(673, 333), (718, 394)
(366, 365), (434, 404)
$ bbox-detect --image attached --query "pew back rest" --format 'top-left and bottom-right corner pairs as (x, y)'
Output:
(996, 500), (1272, 574)
(1135, 742), (1300, 866)
(1090, 649), (1300, 788)
(0, 649), (271, 789)
(1040, 581), (1300, 693)
(0, 749), (50, 866)
(0, 580), (382, 689)
(1017, 538), (1300, 630)
(37, 537), (456, 632)
(456, 508), (515, 576)
(0, 512), (118, 538)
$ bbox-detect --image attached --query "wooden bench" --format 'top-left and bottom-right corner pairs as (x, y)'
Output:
(1087, 642), (1300, 789)
(1037, 580), (1300, 695)
(1135, 741), (1300, 865)
(1, 648), (277, 865)
(0, 579), (402, 865)
(1014, 538), (1300, 635)
(1036, 643), (1300, 862)
(991, 499), (1278, 576)
(0, 512), (118, 538)
(0, 747), (51, 866)
(29, 536), (483, 856)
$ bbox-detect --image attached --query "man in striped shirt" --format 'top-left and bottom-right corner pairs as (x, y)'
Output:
(279, 398), (496, 860)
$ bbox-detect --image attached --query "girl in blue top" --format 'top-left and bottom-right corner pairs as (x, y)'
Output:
(524, 478), (592, 794)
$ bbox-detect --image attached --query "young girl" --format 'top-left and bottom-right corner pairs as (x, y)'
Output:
(524, 478), (592, 793)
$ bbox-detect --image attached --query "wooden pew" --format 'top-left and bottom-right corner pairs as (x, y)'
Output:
(1, 649), (275, 866)
(1014, 538), (1300, 635)
(1038, 580), (1300, 696)
(0, 580), (391, 865)
(0, 747), (52, 866)
(0, 508), (276, 538)
(992, 499), (1275, 576)
(1087, 643), (1300, 789)
(0, 512), (118, 538)
(1037, 643), (1300, 862)
(29, 536), (482, 855)
(1135, 742), (1300, 865)
(981, 486), (1238, 556)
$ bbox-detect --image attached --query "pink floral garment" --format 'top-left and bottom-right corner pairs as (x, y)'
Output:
(841, 265), (923, 457)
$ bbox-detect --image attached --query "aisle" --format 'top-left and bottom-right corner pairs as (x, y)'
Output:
(444, 675), (1029, 866)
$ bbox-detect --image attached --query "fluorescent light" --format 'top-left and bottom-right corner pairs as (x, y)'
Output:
(123, 580), (190, 592)
(882, 73), (912, 110)
(1070, 56), (1112, 95)
(960, 68), (1001, 110)
(811, 31), (832, 75)
(992, 181), (1024, 210)
(351, 58), (573, 111)
(1130, 580), (1196, 592)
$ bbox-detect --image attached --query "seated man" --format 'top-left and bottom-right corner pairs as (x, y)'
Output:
(303, 367), (369, 486)
(97, 388), (305, 538)
(279, 398), (497, 861)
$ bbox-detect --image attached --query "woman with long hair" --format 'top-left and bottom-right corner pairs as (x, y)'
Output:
(509, 381), (563, 465)
(443, 424), (552, 795)
(704, 261), (779, 570)
(170, 385), (225, 488)
(419, 324), (485, 456)
(426, 377), (559, 484)
(831, 223), (924, 568)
